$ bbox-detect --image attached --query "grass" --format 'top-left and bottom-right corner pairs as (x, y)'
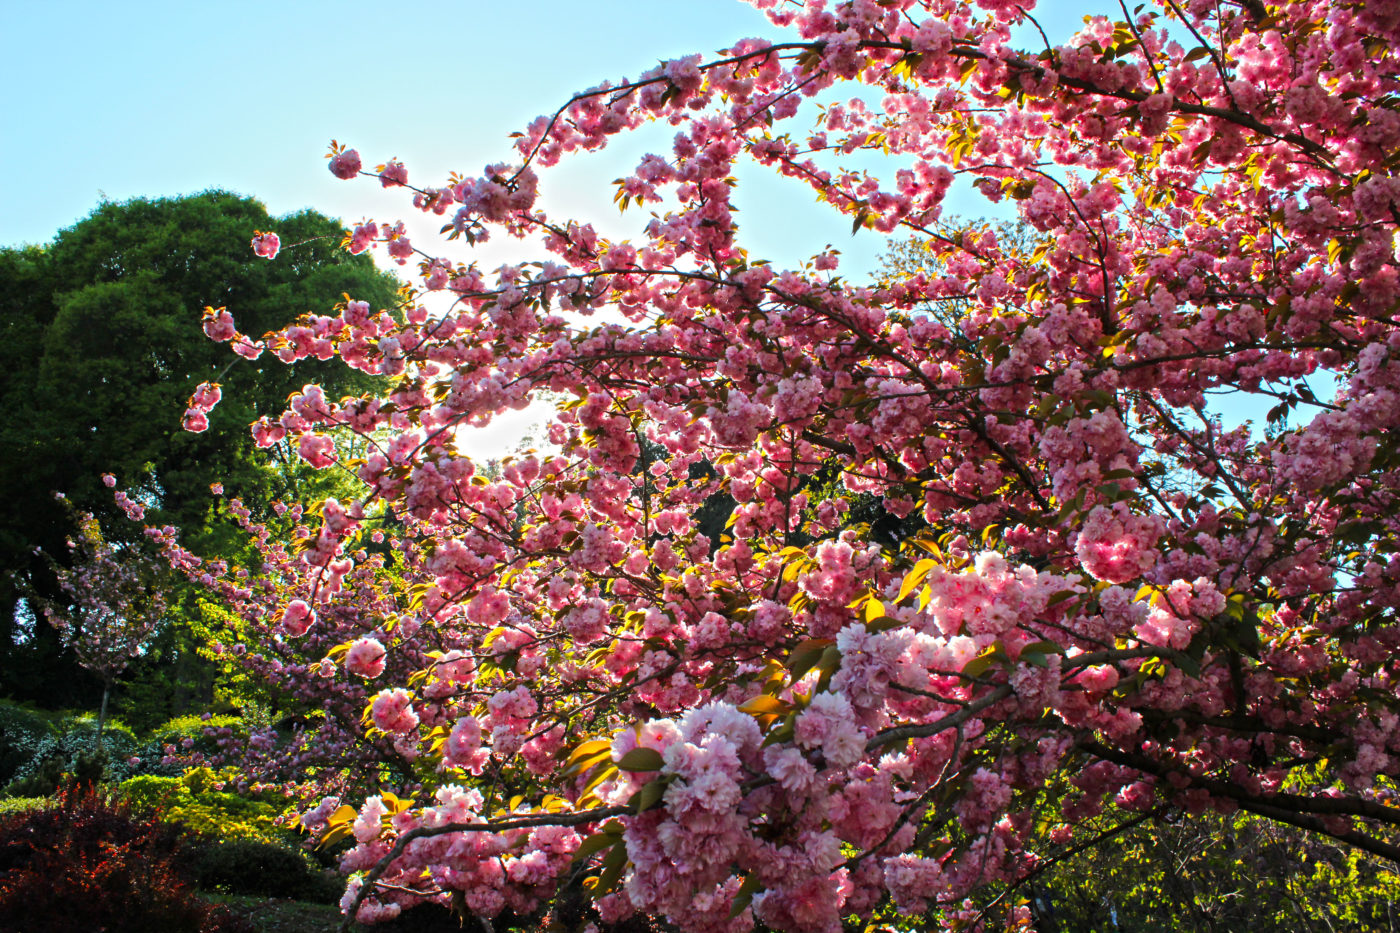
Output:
(208, 895), (346, 933)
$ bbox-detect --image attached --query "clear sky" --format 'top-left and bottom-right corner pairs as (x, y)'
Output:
(2, 1), (772, 245)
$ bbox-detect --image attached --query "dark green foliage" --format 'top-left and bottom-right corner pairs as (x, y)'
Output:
(0, 190), (400, 711)
(180, 837), (340, 903)
(3, 756), (64, 799)
(0, 787), (255, 933)
(1, 713), (173, 796)
(114, 620), (225, 733)
(0, 701), (53, 786)
(1028, 808), (1400, 933)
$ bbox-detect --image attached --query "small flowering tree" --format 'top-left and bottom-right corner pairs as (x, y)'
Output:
(41, 500), (166, 739)
(143, 0), (1400, 929)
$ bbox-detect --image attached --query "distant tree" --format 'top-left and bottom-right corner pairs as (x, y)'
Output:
(0, 191), (401, 706)
(876, 216), (1040, 329)
(39, 502), (166, 739)
(1035, 805), (1400, 933)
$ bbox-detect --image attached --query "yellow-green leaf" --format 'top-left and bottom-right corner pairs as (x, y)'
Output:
(898, 558), (937, 603)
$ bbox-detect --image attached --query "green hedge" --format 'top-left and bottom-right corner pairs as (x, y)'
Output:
(180, 837), (341, 903)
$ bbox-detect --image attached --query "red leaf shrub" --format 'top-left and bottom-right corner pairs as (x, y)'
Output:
(0, 788), (253, 933)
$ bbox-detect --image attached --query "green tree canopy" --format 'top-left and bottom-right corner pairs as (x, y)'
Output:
(0, 190), (401, 705)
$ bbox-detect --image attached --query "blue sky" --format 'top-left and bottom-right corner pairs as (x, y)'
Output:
(2, 1), (772, 245)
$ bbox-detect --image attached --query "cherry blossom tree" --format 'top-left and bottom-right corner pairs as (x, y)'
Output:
(144, 0), (1400, 928)
(40, 500), (167, 739)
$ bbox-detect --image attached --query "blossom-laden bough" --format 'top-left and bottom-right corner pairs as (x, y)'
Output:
(145, 0), (1400, 929)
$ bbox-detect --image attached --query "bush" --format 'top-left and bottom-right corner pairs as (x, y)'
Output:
(3, 752), (65, 798)
(1, 722), (173, 796)
(119, 769), (294, 844)
(0, 700), (55, 786)
(0, 787), (254, 933)
(150, 713), (244, 758)
(61, 711), (140, 744)
(0, 797), (45, 818)
(181, 837), (341, 903)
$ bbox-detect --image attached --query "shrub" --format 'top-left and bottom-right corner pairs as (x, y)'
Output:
(0, 701), (55, 786)
(0, 797), (45, 818)
(1, 722), (173, 796)
(118, 768), (293, 844)
(0, 787), (254, 933)
(181, 837), (340, 902)
(3, 752), (65, 798)
(61, 710), (139, 744)
(150, 713), (244, 758)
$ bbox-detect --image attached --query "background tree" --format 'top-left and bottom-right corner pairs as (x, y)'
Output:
(1034, 804), (1400, 932)
(876, 216), (1039, 330)
(38, 502), (167, 739)
(0, 190), (401, 709)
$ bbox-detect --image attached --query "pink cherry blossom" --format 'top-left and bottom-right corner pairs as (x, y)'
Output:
(181, 408), (208, 433)
(202, 308), (237, 343)
(113, 4), (1400, 930)
(379, 159), (408, 187)
(344, 637), (386, 678)
(370, 688), (419, 734)
(280, 599), (315, 636)
(328, 148), (361, 180)
(251, 230), (280, 259)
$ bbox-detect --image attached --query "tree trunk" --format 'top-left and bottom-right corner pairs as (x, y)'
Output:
(96, 680), (110, 740)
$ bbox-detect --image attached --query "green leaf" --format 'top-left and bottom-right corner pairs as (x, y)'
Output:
(1020, 640), (1063, 668)
(1174, 651), (1201, 678)
(630, 777), (669, 813)
(962, 645), (1002, 678)
(573, 831), (620, 863)
(866, 615), (904, 634)
(585, 844), (629, 895)
(616, 747), (665, 772)
(730, 874), (762, 918)
(787, 638), (833, 683)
